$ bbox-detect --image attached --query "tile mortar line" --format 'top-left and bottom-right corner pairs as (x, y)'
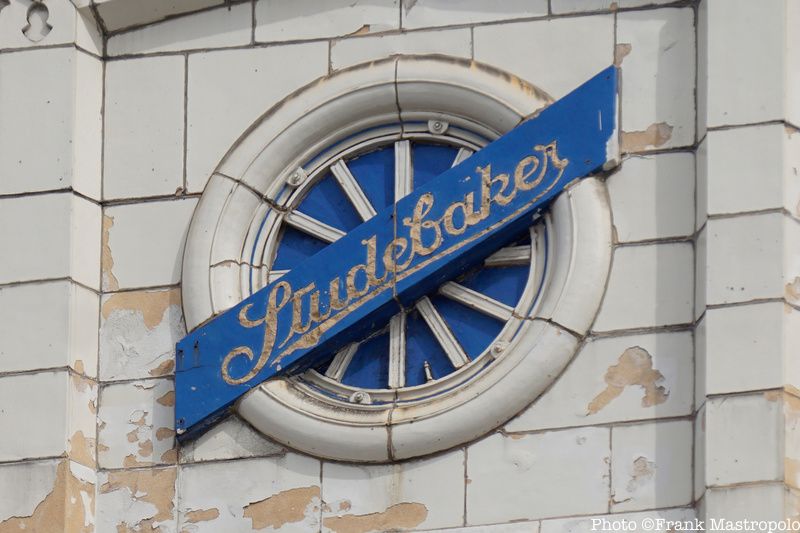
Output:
(0, 277), (101, 294)
(182, 53), (189, 194)
(502, 415), (695, 438)
(98, 1), (691, 60)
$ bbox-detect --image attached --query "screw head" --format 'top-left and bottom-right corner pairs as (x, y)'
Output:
(350, 391), (371, 404)
(491, 341), (509, 357)
(287, 168), (306, 187)
(427, 119), (449, 134)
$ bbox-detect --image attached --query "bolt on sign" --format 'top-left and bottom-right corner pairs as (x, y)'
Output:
(175, 66), (619, 440)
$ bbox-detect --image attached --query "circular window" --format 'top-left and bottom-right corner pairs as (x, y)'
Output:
(181, 56), (613, 462)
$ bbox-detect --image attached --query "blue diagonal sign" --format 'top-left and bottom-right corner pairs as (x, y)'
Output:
(176, 65), (618, 439)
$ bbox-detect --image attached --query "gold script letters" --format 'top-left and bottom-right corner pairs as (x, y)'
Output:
(221, 142), (569, 385)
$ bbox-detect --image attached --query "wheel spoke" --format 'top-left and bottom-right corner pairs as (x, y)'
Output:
(451, 147), (473, 167)
(284, 210), (346, 244)
(438, 281), (514, 322)
(484, 245), (532, 267)
(330, 159), (377, 222)
(388, 313), (406, 388)
(415, 296), (469, 368)
(394, 140), (412, 201)
(324, 343), (358, 381)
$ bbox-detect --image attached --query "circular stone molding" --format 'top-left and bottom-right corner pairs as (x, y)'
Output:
(181, 55), (613, 462)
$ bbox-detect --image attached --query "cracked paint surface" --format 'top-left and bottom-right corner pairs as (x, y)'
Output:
(621, 122), (673, 152)
(587, 346), (669, 415)
(98, 379), (176, 469)
(322, 502), (427, 533)
(102, 214), (120, 291)
(244, 486), (321, 530)
(0, 460), (95, 533)
(100, 288), (184, 381)
(178, 454), (321, 532)
(98, 467), (176, 532)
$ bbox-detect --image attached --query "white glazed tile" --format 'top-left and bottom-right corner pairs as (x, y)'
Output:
(694, 226), (707, 320)
(474, 15), (614, 99)
(607, 152), (695, 242)
(107, 2), (252, 56)
(186, 42), (328, 192)
(704, 213), (783, 306)
(401, 0), (547, 29)
(695, 137), (708, 230)
(540, 508), (696, 533)
(67, 373), (98, 468)
(705, 0), (785, 127)
(703, 484), (786, 524)
(705, 392), (782, 486)
(0, 48), (75, 195)
(507, 332), (693, 431)
(70, 194), (102, 291)
(71, 283), (101, 377)
(593, 243), (694, 331)
(209, 183), (262, 264)
(99, 287), (184, 381)
(694, 405), (706, 502)
(97, 466), (177, 533)
(72, 51), (103, 200)
(322, 451), (464, 532)
(617, 7), (695, 151)
(0, 371), (67, 461)
(179, 454), (321, 532)
(704, 125), (787, 216)
(0, 192), (71, 284)
(103, 198), (197, 290)
(0, 281), (70, 373)
(104, 56), (185, 200)
(610, 420), (692, 511)
(331, 28), (471, 71)
(180, 416), (284, 463)
(425, 524), (540, 533)
(552, 0), (679, 14)
(75, 6), (104, 55)
(786, 129), (800, 221)
(784, 305), (800, 392)
(694, 315), (706, 406)
(95, 0), (225, 32)
(0, 0), (78, 50)
(703, 302), (784, 395)
(467, 428), (609, 524)
(0, 459), (60, 524)
(255, 0), (399, 42)
(97, 379), (177, 469)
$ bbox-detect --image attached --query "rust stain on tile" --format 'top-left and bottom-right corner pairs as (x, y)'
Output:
(150, 359), (176, 377)
(156, 427), (175, 441)
(0, 461), (94, 533)
(626, 456), (656, 493)
(786, 457), (800, 489)
(69, 430), (96, 468)
(100, 468), (176, 528)
(347, 24), (371, 36)
(102, 214), (120, 291)
(102, 288), (181, 330)
(765, 390), (782, 402)
(157, 390), (175, 406)
(587, 346), (669, 414)
(786, 276), (800, 303)
(185, 508), (220, 523)
(323, 502), (428, 533)
(243, 486), (320, 530)
(73, 359), (85, 374)
(614, 43), (632, 66)
(160, 449), (178, 464)
(621, 122), (673, 152)
(138, 439), (154, 458)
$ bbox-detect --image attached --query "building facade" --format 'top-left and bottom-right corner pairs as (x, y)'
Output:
(0, 0), (799, 531)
